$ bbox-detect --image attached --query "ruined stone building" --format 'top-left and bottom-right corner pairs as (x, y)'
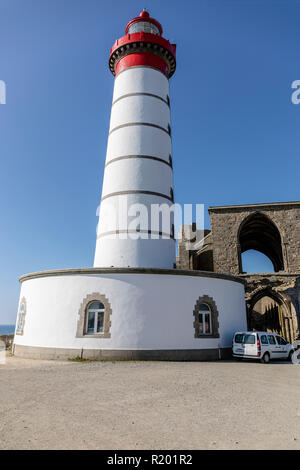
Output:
(177, 202), (300, 343)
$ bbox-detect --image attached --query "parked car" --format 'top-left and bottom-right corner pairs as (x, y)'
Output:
(232, 331), (294, 363)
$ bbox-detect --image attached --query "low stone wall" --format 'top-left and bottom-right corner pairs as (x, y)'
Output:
(0, 335), (14, 350)
(13, 344), (232, 361)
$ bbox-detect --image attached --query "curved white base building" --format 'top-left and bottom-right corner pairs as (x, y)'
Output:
(14, 268), (247, 360)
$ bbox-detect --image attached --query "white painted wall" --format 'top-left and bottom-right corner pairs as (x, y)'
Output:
(101, 158), (172, 196)
(112, 67), (169, 102)
(94, 66), (175, 268)
(110, 95), (170, 130)
(14, 273), (247, 351)
(95, 192), (175, 268)
(96, 193), (174, 234)
(105, 126), (171, 164)
(94, 239), (175, 268)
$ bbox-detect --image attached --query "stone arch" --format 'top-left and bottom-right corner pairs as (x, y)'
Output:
(237, 212), (284, 273)
(247, 288), (297, 343)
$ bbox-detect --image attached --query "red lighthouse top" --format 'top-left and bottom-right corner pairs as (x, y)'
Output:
(109, 10), (176, 78)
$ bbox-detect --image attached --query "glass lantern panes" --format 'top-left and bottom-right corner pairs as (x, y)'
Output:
(128, 21), (160, 35)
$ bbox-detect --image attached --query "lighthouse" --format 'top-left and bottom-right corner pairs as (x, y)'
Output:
(94, 10), (177, 269)
(13, 11), (247, 361)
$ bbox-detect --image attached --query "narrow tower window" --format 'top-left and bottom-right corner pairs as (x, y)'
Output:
(16, 299), (26, 335)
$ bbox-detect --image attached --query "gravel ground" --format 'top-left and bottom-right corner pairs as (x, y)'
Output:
(0, 353), (300, 450)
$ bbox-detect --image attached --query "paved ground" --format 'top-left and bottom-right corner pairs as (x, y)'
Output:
(0, 354), (300, 450)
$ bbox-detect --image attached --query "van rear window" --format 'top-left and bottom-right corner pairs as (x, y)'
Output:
(244, 334), (256, 344)
(234, 334), (256, 344)
(234, 334), (244, 343)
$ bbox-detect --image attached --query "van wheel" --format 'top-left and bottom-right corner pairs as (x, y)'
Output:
(288, 350), (294, 362)
(261, 353), (270, 364)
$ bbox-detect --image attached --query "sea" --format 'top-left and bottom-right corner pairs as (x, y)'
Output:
(0, 325), (15, 335)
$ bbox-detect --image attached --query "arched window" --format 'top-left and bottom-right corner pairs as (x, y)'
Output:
(193, 295), (219, 338)
(86, 301), (105, 334)
(76, 293), (112, 338)
(198, 303), (212, 335)
(16, 298), (26, 335)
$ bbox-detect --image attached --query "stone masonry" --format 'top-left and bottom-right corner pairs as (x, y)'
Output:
(177, 202), (300, 343)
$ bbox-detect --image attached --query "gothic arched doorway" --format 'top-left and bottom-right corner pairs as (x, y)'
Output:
(248, 289), (297, 343)
(238, 212), (284, 274)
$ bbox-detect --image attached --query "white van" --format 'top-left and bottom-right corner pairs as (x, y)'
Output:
(232, 331), (294, 363)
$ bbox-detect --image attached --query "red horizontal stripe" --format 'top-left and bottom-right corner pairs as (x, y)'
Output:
(115, 52), (169, 77)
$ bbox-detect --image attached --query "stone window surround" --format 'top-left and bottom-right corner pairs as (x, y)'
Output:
(16, 297), (26, 336)
(193, 295), (220, 339)
(76, 293), (112, 338)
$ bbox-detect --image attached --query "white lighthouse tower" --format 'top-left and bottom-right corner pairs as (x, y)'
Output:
(94, 10), (177, 269)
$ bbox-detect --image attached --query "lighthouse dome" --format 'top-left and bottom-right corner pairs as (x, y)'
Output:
(125, 10), (163, 36)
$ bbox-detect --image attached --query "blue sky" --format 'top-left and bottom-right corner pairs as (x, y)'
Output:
(0, 0), (299, 323)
